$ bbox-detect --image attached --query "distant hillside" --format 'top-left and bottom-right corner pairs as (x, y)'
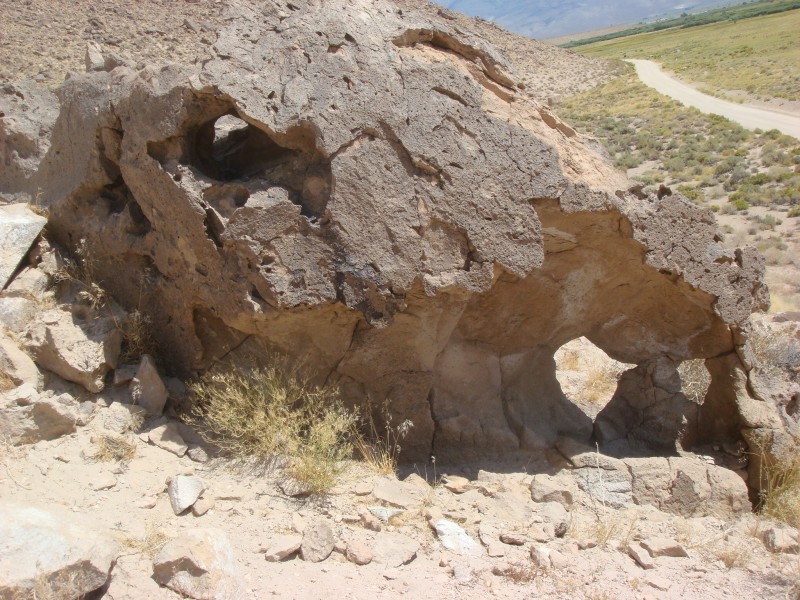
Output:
(441, 0), (740, 39)
(563, 0), (800, 48)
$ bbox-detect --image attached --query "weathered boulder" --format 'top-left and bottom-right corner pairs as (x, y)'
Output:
(0, 203), (47, 288)
(0, 331), (41, 389)
(0, 81), (59, 202)
(0, 502), (118, 599)
(152, 528), (241, 600)
(9, 0), (781, 465)
(24, 306), (121, 393)
(0, 388), (80, 445)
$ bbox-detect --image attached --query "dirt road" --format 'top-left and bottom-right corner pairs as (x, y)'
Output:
(627, 59), (800, 140)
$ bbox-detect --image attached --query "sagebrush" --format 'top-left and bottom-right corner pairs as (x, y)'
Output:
(189, 359), (358, 494)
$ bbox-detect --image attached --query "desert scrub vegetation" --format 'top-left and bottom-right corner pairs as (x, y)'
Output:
(759, 447), (800, 529)
(189, 358), (358, 494)
(573, 5), (800, 102)
(558, 71), (800, 210)
(355, 396), (414, 476)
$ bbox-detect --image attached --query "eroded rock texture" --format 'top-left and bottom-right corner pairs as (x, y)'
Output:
(1, 0), (784, 467)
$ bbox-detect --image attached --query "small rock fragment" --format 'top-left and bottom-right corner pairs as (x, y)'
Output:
(434, 520), (482, 557)
(443, 475), (471, 494)
(628, 542), (655, 569)
(264, 535), (302, 562)
(301, 520), (335, 562)
(499, 532), (526, 546)
(530, 546), (551, 569)
(372, 532), (419, 567)
(148, 423), (188, 457)
(167, 475), (205, 515)
(346, 540), (373, 565)
(640, 537), (688, 558)
(645, 574), (673, 591)
(130, 355), (168, 415)
(192, 497), (215, 517)
(762, 525), (800, 554)
(358, 506), (382, 532)
(152, 528), (242, 599)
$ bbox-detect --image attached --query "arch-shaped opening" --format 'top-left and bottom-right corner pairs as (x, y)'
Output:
(554, 336), (634, 422)
(194, 114), (297, 181)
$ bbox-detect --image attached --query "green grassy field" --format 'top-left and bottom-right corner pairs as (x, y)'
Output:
(573, 8), (800, 101)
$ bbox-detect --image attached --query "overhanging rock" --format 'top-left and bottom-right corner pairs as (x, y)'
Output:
(7, 0), (782, 468)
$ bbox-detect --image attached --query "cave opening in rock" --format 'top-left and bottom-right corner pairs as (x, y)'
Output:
(193, 113), (298, 181)
(554, 337), (634, 422)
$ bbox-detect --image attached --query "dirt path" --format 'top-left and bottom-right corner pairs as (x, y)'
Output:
(627, 59), (800, 139)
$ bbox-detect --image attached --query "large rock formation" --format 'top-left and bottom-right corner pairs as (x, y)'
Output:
(0, 0), (787, 470)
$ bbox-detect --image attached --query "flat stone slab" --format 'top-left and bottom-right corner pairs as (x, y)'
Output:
(0, 204), (46, 289)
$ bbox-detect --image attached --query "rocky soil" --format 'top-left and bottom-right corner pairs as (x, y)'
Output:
(1, 1), (799, 599)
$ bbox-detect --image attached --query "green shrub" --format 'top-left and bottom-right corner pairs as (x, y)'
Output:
(788, 206), (800, 217)
(731, 198), (750, 211)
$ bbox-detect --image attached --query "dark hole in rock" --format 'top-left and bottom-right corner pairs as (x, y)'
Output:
(194, 114), (297, 182)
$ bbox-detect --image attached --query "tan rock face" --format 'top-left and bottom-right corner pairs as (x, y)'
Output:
(5, 0), (780, 463)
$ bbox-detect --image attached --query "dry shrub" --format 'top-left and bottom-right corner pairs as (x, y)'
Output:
(0, 369), (15, 392)
(25, 568), (98, 600)
(759, 446), (800, 529)
(493, 562), (542, 583)
(92, 434), (137, 463)
(678, 359), (711, 403)
(583, 367), (621, 404)
(190, 358), (358, 494)
(750, 325), (800, 382)
(355, 397), (413, 476)
(713, 541), (753, 569)
(117, 309), (156, 363)
(123, 524), (171, 559)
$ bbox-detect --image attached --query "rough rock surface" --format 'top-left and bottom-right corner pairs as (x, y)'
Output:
(24, 307), (122, 393)
(0, 204), (47, 287)
(152, 528), (242, 600)
(0, 0), (782, 472)
(0, 502), (118, 599)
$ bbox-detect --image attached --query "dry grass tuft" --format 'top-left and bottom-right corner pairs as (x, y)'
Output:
(25, 568), (97, 600)
(759, 445), (800, 529)
(678, 359), (711, 403)
(583, 367), (621, 404)
(92, 434), (137, 464)
(355, 397), (413, 476)
(0, 369), (15, 392)
(713, 541), (754, 570)
(493, 562), (542, 583)
(123, 524), (171, 559)
(190, 358), (359, 495)
(117, 309), (157, 363)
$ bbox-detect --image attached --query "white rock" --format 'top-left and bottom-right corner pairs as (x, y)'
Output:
(434, 520), (482, 557)
(168, 475), (206, 515)
(368, 506), (404, 522)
